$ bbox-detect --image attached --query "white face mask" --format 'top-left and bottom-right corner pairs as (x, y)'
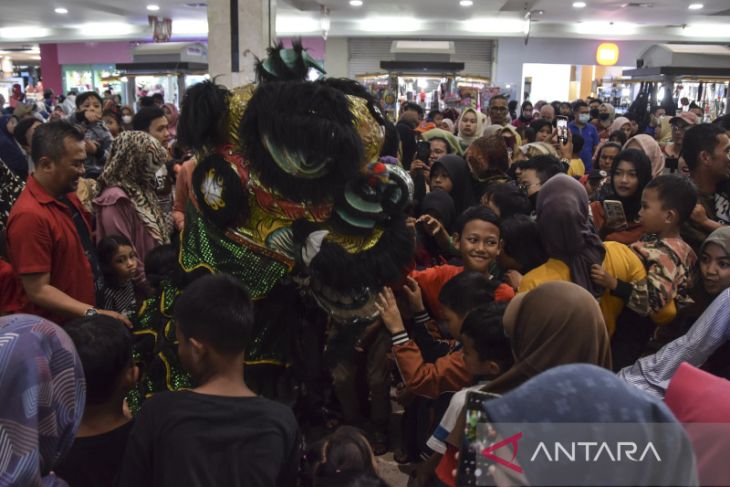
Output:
(122, 115), (133, 124)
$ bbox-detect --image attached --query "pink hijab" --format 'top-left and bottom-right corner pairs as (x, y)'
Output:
(625, 134), (665, 177)
(608, 116), (630, 135)
(163, 103), (179, 138)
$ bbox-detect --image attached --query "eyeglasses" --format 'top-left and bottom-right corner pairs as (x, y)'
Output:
(490, 106), (508, 112)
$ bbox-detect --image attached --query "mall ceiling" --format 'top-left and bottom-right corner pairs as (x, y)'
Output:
(0, 0), (728, 51)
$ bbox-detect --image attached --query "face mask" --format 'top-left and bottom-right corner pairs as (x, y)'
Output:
(122, 115), (132, 124)
(590, 108), (600, 119)
(598, 113), (610, 121)
(578, 114), (591, 124)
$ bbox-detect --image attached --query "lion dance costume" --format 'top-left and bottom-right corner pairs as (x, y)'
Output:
(130, 43), (414, 406)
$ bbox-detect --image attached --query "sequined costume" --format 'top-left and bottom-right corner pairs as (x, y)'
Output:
(129, 43), (414, 407)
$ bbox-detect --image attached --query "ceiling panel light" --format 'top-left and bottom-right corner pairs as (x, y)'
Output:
(359, 17), (422, 32)
(463, 18), (525, 33)
(171, 19), (208, 35)
(460, 0), (474, 6)
(575, 21), (637, 36)
(349, 0), (363, 6)
(75, 22), (135, 37)
(54, 7), (69, 14)
(277, 15), (321, 34)
(573, 2), (587, 7)
(688, 3), (703, 9)
(146, 4), (160, 11)
(0, 27), (50, 39)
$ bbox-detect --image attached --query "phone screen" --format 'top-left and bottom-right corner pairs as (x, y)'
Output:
(416, 140), (431, 163)
(457, 391), (500, 486)
(557, 116), (569, 144)
(603, 200), (628, 230)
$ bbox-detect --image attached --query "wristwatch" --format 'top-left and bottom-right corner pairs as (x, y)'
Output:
(84, 307), (98, 317)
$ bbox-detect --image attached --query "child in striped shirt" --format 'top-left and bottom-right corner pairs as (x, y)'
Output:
(98, 235), (138, 320)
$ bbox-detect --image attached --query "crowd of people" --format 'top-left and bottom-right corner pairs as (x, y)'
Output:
(1, 79), (730, 487)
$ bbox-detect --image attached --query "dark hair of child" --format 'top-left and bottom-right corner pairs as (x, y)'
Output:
(483, 184), (531, 220)
(520, 155), (566, 184)
(644, 174), (699, 223)
(571, 131), (585, 156)
(173, 273), (254, 356)
(144, 244), (182, 291)
(454, 205), (500, 236)
(460, 303), (513, 370)
(311, 426), (377, 480)
(609, 129), (628, 146)
(499, 215), (548, 273)
(438, 271), (498, 317)
(64, 315), (133, 404)
(98, 235), (134, 285)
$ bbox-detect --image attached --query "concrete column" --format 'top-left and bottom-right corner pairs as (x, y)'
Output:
(207, 0), (277, 87)
(39, 44), (63, 96)
(324, 37), (348, 78)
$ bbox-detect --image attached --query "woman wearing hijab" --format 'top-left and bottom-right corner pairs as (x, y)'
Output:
(428, 155), (476, 217)
(0, 314), (86, 486)
(421, 128), (463, 158)
(665, 363), (730, 487)
(625, 133), (666, 177)
(94, 131), (171, 268)
(479, 364), (697, 487)
(519, 174), (649, 336)
(456, 108), (486, 151)
(608, 116), (632, 141)
(512, 101), (533, 128)
(595, 102), (616, 141)
(162, 103), (179, 141)
(0, 114), (28, 178)
(619, 288), (730, 397)
(590, 148), (653, 245)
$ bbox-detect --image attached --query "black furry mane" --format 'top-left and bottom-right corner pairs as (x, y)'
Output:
(177, 80), (230, 151)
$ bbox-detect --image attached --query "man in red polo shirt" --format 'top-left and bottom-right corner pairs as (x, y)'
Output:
(6, 120), (131, 326)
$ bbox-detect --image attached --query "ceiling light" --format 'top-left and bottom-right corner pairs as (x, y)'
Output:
(575, 21), (637, 36)
(359, 16), (423, 32)
(349, 0), (363, 6)
(573, 1), (586, 7)
(277, 15), (321, 34)
(463, 18), (525, 33)
(54, 7), (68, 14)
(0, 27), (50, 39)
(75, 22), (135, 37)
(172, 19), (208, 35)
(688, 3), (703, 9)
(146, 4), (160, 11)
(460, 0), (474, 6)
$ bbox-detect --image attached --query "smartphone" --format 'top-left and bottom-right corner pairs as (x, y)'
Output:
(603, 199), (628, 230)
(556, 116), (569, 144)
(416, 140), (431, 163)
(457, 390), (501, 486)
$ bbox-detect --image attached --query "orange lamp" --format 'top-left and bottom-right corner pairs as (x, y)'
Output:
(596, 42), (619, 66)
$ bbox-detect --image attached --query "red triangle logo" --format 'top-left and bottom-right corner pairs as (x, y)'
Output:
(481, 432), (524, 474)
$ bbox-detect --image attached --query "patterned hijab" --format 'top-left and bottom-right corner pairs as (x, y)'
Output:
(99, 131), (171, 244)
(0, 314), (85, 486)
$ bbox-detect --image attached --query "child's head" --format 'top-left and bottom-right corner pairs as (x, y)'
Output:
(144, 244), (181, 291)
(640, 175), (698, 235)
(102, 109), (123, 137)
(98, 235), (137, 285)
(438, 271), (498, 339)
(498, 215), (547, 273)
(308, 426), (377, 482)
(700, 227), (730, 296)
(460, 303), (513, 378)
(429, 162), (453, 194)
(571, 132), (585, 158)
(173, 273), (254, 380)
(481, 183), (531, 220)
(75, 91), (103, 116)
(454, 206), (501, 274)
(64, 315), (136, 405)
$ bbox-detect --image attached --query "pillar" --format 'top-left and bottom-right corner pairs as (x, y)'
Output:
(324, 37), (348, 78)
(207, 0), (277, 87)
(39, 44), (63, 96)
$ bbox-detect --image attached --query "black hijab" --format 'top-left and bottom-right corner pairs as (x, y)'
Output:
(609, 148), (653, 222)
(429, 155), (476, 216)
(420, 189), (456, 233)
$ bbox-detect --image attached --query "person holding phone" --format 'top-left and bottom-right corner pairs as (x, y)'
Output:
(590, 149), (653, 245)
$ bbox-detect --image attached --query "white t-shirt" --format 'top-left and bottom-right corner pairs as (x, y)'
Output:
(426, 382), (490, 455)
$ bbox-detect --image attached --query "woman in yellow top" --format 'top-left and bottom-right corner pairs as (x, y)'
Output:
(518, 173), (649, 336)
